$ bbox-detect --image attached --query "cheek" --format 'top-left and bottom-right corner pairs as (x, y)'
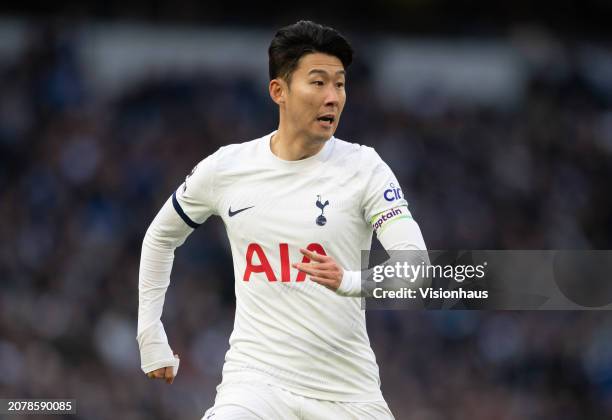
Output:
(299, 88), (318, 105)
(296, 93), (318, 117)
(287, 85), (320, 122)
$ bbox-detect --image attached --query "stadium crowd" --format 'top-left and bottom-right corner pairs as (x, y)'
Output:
(1, 25), (611, 419)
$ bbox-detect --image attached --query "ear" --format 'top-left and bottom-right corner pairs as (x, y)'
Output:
(269, 78), (285, 106)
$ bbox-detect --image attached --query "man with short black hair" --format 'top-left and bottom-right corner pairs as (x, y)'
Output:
(137, 20), (426, 419)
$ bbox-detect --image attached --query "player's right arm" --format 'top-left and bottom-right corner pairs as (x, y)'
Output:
(137, 152), (219, 382)
(137, 197), (191, 382)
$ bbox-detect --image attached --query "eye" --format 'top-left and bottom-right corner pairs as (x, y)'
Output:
(312, 81), (324, 86)
(336, 82), (345, 88)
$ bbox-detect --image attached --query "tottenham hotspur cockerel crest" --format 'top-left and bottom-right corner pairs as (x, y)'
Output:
(315, 195), (329, 226)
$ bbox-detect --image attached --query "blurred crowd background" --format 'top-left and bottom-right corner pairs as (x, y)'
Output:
(1, 2), (612, 419)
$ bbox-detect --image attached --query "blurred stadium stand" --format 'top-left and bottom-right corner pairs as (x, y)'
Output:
(1, 4), (612, 419)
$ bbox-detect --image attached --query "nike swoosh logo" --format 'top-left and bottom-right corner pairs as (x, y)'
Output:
(228, 205), (254, 217)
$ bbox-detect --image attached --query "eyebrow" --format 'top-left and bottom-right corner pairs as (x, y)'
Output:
(307, 69), (346, 76)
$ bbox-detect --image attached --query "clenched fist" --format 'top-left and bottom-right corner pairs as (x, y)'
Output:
(146, 353), (180, 384)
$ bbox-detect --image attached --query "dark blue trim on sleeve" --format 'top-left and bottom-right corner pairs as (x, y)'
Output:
(172, 191), (201, 229)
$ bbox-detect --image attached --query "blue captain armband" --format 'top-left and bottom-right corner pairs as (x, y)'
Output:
(370, 206), (413, 236)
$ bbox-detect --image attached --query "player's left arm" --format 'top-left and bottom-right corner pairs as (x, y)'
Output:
(294, 147), (428, 296)
(294, 208), (427, 295)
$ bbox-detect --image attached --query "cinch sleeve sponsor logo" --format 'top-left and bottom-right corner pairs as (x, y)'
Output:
(383, 183), (403, 202)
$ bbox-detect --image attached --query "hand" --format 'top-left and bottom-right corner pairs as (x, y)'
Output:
(146, 353), (180, 384)
(292, 248), (344, 291)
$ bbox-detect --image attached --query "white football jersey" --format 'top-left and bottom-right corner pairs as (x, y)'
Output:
(173, 131), (409, 402)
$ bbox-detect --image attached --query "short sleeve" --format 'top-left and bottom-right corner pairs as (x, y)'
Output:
(172, 151), (219, 228)
(361, 147), (409, 225)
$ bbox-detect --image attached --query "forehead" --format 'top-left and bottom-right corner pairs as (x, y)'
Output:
(294, 52), (345, 76)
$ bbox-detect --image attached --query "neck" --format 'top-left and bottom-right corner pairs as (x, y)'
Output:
(271, 122), (328, 161)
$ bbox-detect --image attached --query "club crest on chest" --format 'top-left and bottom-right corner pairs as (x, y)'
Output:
(315, 195), (329, 226)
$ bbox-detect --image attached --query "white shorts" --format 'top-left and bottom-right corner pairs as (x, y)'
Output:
(201, 380), (394, 420)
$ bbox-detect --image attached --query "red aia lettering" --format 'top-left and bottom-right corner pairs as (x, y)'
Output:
(243, 243), (277, 282)
(243, 243), (327, 282)
(296, 243), (326, 282)
(280, 243), (290, 282)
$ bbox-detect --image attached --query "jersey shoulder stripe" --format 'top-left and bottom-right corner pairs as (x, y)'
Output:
(172, 191), (201, 229)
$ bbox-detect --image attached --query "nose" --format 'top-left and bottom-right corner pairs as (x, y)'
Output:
(324, 85), (340, 107)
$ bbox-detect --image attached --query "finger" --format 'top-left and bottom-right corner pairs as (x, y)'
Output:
(303, 249), (328, 263)
(292, 263), (326, 277)
(293, 261), (335, 272)
(310, 276), (337, 290)
(164, 367), (174, 384)
(299, 248), (328, 262)
(293, 263), (339, 278)
(303, 262), (335, 271)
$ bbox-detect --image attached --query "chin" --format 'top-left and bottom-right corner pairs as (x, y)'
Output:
(313, 129), (335, 142)
(313, 134), (332, 143)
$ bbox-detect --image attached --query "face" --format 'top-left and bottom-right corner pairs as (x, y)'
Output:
(273, 52), (346, 142)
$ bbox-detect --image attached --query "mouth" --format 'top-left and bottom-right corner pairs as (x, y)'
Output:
(316, 114), (335, 128)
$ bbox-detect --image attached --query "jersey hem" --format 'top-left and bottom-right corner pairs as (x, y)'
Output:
(219, 368), (385, 403)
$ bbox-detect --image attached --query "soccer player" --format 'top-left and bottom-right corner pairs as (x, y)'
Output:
(137, 20), (427, 419)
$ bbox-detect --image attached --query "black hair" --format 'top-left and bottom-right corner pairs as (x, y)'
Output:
(268, 20), (353, 83)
